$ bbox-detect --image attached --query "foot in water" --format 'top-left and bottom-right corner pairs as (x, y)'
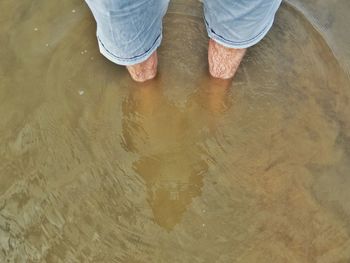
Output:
(127, 51), (158, 82)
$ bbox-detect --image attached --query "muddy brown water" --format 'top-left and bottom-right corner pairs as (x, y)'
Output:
(1, 0), (350, 262)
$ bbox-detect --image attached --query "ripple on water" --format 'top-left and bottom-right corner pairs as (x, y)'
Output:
(0, 0), (350, 262)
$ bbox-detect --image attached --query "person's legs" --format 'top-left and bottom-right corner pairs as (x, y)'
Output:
(203, 0), (282, 79)
(126, 51), (158, 82)
(208, 39), (246, 79)
(85, 0), (169, 82)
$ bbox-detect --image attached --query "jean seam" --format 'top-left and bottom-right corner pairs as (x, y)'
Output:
(203, 0), (281, 47)
(97, 33), (161, 62)
(204, 16), (273, 47)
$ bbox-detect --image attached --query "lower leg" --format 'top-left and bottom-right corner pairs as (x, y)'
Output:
(127, 51), (158, 83)
(208, 39), (246, 80)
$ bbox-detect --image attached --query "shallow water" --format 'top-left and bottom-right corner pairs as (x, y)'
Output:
(1, 0), (350, 262)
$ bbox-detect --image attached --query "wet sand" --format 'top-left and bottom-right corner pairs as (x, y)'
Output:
(1, 0), (350, 262)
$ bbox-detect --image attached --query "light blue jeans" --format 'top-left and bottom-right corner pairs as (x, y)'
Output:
(85, 0), (282, 66)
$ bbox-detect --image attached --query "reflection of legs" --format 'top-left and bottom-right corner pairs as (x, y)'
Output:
(127, 77), (163, 115)
(196, 75), (232, 114)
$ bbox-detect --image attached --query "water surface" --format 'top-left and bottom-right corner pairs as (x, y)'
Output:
(1, 0), (350, 262)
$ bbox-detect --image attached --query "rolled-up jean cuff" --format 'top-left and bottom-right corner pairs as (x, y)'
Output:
(204, 16), (275, 49)
(97, 33), (162, 66)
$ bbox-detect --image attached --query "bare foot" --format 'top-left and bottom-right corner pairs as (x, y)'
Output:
(208, 39), (246, 79)
(127, 51), (158, 82)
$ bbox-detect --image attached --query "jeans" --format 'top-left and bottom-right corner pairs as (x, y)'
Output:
(85, 0), (282, 66)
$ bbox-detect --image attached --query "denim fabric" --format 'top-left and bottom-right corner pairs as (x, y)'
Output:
(203, 0), (282, 49)
(85, 0), (169, 66)
(86, 0), (282, 66)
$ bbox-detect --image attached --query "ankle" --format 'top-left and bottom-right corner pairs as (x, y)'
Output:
(127, 52), (158, 82)
(208, 39), (246, 79)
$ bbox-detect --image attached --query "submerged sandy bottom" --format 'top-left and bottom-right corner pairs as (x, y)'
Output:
(1, 0), (350, 262)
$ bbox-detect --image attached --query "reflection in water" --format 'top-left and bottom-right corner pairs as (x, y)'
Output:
(121, 77), (231, 230)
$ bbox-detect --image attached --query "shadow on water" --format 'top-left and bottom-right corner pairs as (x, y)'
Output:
(121, 76), (232, 230)
(1, 0), (350, 262)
